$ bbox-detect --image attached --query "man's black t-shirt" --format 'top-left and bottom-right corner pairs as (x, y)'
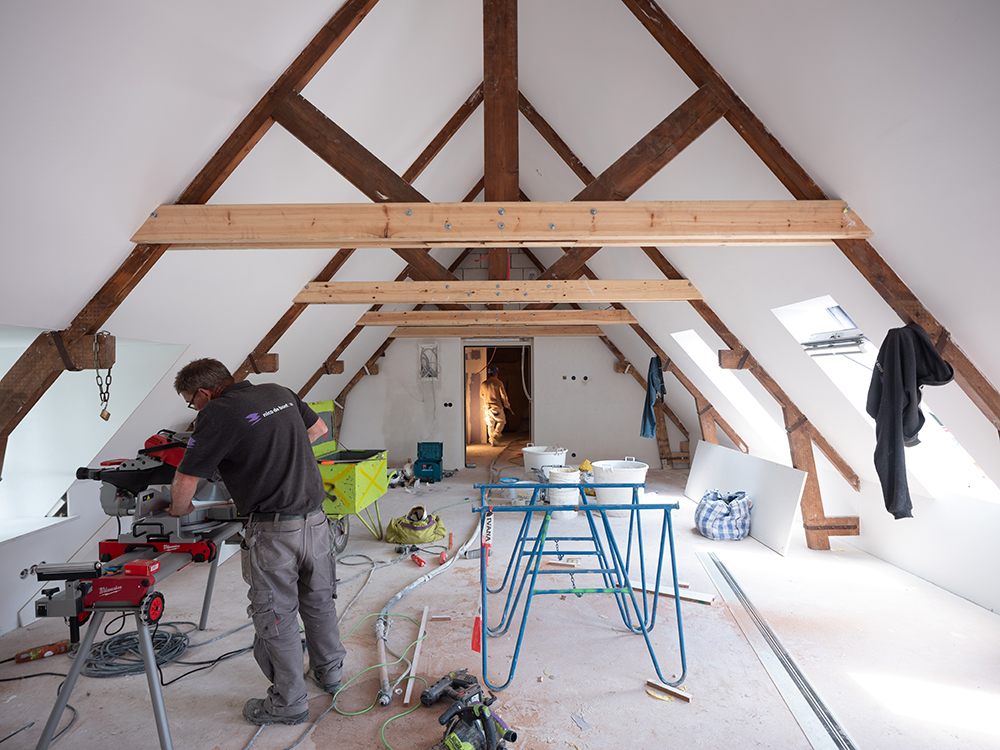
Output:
(177, 381), (325, 516)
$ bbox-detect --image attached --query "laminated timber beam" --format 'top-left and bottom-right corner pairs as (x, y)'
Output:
(624, 0), (1000, 434)
(132, 200), (866, 249)
(391, 326), (604, 338)
(295, 279), (700, 305)
(0, 0), (382, 472)
(358, 310), (637, 327)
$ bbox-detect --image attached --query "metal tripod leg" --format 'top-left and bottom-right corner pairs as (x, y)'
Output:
(199, 551), (221, 631)
(135, 612), (173, 750)
(36, 611), (106, 750)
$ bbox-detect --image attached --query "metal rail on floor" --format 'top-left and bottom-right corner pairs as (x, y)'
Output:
(472, 482), (687, 691)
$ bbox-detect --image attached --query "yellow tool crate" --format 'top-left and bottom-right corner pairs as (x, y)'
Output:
(315, 444), (388, 517)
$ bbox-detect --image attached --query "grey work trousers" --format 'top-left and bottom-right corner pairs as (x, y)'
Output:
(241, 509), (346, 717)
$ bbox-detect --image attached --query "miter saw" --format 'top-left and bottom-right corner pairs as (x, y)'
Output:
(36, 430), (245, 642)
(79, 429), (245, 564)
(31, 430), (247, 750)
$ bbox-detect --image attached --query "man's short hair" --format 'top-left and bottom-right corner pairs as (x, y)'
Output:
(174, 358), (235, 395)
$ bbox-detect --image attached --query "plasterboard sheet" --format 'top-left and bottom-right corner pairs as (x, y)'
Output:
(685, 441), (807, 556)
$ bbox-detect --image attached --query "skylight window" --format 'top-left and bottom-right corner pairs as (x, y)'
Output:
(773, 296), (1000, 504)
(670, 329), (788, 458)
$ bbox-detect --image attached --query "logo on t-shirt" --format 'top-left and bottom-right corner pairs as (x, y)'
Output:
(245, 402), (293, 426)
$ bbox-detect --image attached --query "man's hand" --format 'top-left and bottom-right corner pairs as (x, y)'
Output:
(307, 418), (329, 444)
(169, 471), (200, 516)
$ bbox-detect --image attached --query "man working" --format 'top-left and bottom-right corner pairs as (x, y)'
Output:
(480, 365), (510, 446)
(168, 358), (346, 726)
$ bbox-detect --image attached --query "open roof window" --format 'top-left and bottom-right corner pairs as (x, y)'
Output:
(773, 296), (1000, 504)
(671, 329), (788, 457)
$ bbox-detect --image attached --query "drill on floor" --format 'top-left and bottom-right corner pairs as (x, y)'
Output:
(422, 669), (517, 750)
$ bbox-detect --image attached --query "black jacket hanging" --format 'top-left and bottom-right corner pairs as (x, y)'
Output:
(865, 323), (954, 519)
(641, 356), (665, 439)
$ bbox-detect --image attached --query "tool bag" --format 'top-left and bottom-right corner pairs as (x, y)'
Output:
(694, 489), (752, 540)
(385, 505), (448, 545)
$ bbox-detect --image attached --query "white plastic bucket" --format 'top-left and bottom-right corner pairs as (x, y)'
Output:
(547, 467), (579, 520)
(522, 444), (568, 473)
(499, 476), (519, 501)
(591, 458), (648, 516)
(540, 464), (568, 480)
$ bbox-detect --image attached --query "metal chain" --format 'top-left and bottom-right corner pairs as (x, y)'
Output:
(554, 540), (580, 594)
(94, 331), (112, 419)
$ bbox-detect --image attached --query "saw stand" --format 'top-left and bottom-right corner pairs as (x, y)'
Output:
(33, 519), (242, 750)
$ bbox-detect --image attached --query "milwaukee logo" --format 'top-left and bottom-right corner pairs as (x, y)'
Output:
(163, 545), (180, 551)
(99, 584), (123, 597)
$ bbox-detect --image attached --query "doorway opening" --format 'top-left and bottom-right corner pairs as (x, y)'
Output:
(464, 343), (532, 468)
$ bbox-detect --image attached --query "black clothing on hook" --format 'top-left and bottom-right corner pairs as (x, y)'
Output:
(865, 323), (954, 519)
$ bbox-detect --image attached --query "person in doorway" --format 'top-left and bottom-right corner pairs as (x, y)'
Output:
(480, 365), (510, 446)
(168, 358), (346, 726)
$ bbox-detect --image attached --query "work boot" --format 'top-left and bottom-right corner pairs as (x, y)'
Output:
(307, 669), (342, 698)
(242, 698), (309, 726)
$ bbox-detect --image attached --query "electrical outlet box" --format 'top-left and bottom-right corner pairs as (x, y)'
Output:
(419, 344), (440, 381)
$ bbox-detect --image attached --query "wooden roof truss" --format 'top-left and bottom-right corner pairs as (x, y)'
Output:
(3, 0), (998, 551)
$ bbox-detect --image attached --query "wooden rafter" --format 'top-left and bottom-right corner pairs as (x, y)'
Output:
(521, 75), (859, 549)
(516, 204), (747, 453)
(133, 200), (866, 249)
(236, 83), (486, 382)
(483, 0), (519, 281)
(519, 92), (595, 185)
(641, 245), (861, 495)
(270, 91), (461, 285)
(623, 0), (1000, 434)
(358, 310), (638, 326)
(404, 83), (484, 184)
(295, 279), (700, 305)
(528, 84), (728, 288)
(0, 0), (381, 468)
(234, 249), (354, 382)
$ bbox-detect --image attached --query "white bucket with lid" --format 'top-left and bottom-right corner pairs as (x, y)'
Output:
(546, 467), (579, 520)
(591, 457), (648, 516)
(522, 444), (568, 473)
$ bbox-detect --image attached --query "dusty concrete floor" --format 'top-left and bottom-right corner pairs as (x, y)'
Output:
(2, 439), (999, 750)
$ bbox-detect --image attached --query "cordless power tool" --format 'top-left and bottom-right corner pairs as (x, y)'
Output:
(421, 669), (517, 750)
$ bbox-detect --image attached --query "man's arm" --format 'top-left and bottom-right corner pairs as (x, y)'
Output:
(307, 418), (328, 444)
(169, 471), (200, 516)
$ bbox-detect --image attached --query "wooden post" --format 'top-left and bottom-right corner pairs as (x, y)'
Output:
(654, 407), (673, 469)
(696, 398), (718, 445)
(784, 410), (830, 550)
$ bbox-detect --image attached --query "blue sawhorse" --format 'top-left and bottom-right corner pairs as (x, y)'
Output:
(472, 482), (687, 691)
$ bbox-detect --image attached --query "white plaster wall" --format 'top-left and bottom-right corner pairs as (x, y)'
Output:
(0, 337), (187, 521)
(337, 338), (466, 472)
(838, 482), (1000, 614)
(531, 338), (662, 468)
